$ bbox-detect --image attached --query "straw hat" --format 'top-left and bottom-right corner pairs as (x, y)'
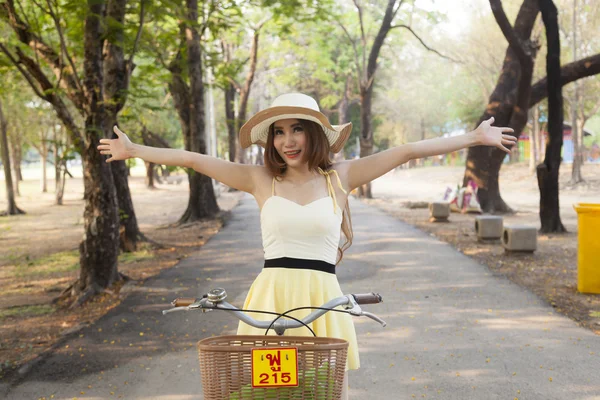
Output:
(239, 93), (353, 153)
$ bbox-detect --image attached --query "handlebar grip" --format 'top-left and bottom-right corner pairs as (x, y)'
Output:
(172, 297), (197, 307)
(352, 293), (383, 305)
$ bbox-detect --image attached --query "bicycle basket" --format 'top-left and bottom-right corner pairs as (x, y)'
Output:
(198, 335), (348, 400)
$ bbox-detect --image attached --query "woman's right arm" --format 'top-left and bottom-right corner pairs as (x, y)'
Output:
(98, 126), (261, 194)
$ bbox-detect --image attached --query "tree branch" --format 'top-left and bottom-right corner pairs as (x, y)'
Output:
(0, 42), (47, 100)
(489, 0), (529, 63)
(45, 0), (84, 95)
(365, 0), (397, 89)
(352, 0), (367, 76)
(391, 0), (404, 20)
(336, 21), (362, 84)
(2, 0), (86, 114)
(529, 53), (600, 107)
(127, 0), (146, 75)
(226, 76), (242, 93)
(390, 24), (461, 63)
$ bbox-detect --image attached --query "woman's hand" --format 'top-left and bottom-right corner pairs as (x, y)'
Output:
(473, 117), (517, 153)
(97, 126), (135, 162)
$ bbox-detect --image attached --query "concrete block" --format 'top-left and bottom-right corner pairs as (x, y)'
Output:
(475, 215), (503, 242)
(429, 202), (450, 222)
(502, 225), (537, 252)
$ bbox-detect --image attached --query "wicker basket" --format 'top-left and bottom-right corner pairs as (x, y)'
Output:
(197, 335), (348, 400)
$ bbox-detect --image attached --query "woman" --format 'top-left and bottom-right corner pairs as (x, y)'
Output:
(98, 92), (516, 397)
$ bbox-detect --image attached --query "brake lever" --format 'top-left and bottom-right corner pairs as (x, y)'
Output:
(361, 311), (387, 327)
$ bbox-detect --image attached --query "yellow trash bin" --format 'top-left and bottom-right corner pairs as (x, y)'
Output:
(573, 203), (600, 294)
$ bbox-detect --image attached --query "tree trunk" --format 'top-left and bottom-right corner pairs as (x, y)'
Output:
(355, 0), (398, 198)
(107, 120), (140, 252)
(256, 146), (264, 165)
(10, 134), (23, 181)
(145, 161), (155, 188)
(178, 0), (219, 223)
(537, 0), (566, 234)
(141, 126), (170, 189)
(570, 103), (583, 182)
(0, 98), (24, 215)
(41, 133), (48, 193)
(529, 106), (540, 173)
(338, 75), (350, 125)
(53, 124), (65, 205)
(576, 117), (585, 165)
(75, 0), (121, 301)
(569, 0), (583, 183)
(224, 83), (236, 162)
(358, 86), (374, 198)
(9, 133), (22, 198)
(9, 139), (20, 197)
(104, 0), (141, 252)
(234, 27), (260, 165)
(463, 0), (539, 213)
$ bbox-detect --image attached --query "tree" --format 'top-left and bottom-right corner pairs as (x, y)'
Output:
(537, 0), (565, 233)
(103, 0), (147, 252)
(218, 21), (265, 163)
(167, 0), (220, 223)
(141, 126), (172, 188)
(0, 0), (131, 304)
(463, 0), (600, 213)
(462, 0), (539, 213)
(338, 0), (450, 197)
(0, 97), (24, 216)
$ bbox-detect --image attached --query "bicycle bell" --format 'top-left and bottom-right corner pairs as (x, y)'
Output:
(207, 288), (227, 303)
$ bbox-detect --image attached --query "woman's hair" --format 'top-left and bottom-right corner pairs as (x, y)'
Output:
(264, 119), (353, 265)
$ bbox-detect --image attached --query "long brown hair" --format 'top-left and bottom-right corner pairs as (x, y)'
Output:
(264, 119), (353, 265)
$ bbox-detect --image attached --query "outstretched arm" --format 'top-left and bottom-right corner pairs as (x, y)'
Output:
(97, 126), (260, 193)
(343, 117), (517, 190)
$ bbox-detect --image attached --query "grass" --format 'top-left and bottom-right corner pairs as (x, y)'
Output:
(8, 246), (154, 280)
(591, 311), (600, 318)
(13, 250), (80, 278)
(118, 247), (154, 264)
(0, 304), (55, 320)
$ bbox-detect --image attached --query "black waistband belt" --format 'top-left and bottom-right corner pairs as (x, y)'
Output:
(264, 257), (336, 275)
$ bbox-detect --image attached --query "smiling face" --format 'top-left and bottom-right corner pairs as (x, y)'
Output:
(272, 118), (308, 167)
(264, 118), (332, 178)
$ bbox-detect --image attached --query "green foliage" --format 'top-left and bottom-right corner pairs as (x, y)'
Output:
(227, 361), (336, 400)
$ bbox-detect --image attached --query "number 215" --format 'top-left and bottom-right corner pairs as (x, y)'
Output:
(259, 372), (292, 384)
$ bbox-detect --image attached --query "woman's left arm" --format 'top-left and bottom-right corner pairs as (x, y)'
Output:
(342, 117), (517, 190)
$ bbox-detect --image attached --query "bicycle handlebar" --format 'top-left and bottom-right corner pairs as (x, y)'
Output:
(164, 288), (386, 336)
(352, 292), (382, 305)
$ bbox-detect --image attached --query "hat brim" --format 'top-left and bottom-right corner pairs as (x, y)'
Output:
(239, 106), (352, 154)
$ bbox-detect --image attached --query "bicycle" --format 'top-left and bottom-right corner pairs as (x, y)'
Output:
(162, 287), (386, 400)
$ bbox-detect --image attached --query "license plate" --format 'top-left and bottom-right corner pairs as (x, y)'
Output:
(251, 347), (298, 388)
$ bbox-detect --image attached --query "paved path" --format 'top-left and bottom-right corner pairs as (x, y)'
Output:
(3, 194), (600, 399)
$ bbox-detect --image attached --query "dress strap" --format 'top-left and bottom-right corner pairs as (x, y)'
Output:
(317, 167), (347, 213)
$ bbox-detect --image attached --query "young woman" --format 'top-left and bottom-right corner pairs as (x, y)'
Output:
(98, 92), (516, 398)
